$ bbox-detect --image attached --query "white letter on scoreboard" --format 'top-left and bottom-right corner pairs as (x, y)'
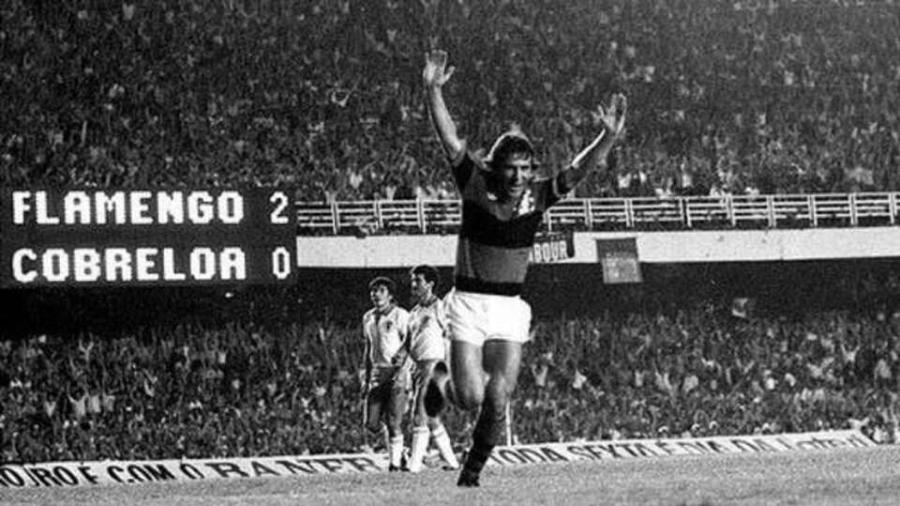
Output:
(220, 248), (246, 280)
(190, 248), (216, 280)
(218, 191), (244, 224)
(73, 248), (102, 281)
(12, 249), (38, 283)
(187, 192), (214, 224)
(157, 192), (184, 224)
(558, 240), (570, 260)
(64, 191), (92, 225)
(162, 248), (186, 280)
(36, 191), (60, 225)
(105, 248), (132, 281)
(42, 248), (69, 282)
(130, 192), (153, 225)
(95, 192), (127, 225)
(12, 191), (31, 224)
(135, 248), (159, 281)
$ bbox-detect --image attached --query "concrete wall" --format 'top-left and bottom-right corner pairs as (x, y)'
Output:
(297, 227), (900, 267)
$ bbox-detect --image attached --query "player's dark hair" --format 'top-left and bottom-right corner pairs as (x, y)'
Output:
(410, 264), (440, 289)
(483, 130), (536, 170)
(368, 276), (396, 295)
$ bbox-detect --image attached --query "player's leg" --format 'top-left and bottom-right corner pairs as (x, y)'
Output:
(450, 340), (488, 409)
(426, 290), (488, 416)
(407, 359), (461, 472)
(364, 381), (390, 451)
(407, 360), (436, 473)
(430, 337), (461, 469)
(385, 375), (409, 471)
(457, 339), (523, 487)
(428, 416), (460, 470)
(425, 340), (486, 415)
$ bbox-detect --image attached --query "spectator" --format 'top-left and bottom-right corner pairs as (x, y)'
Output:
(4, 1), (900, 197)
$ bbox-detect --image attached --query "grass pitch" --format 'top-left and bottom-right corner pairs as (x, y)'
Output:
(3, 445), (899, 506)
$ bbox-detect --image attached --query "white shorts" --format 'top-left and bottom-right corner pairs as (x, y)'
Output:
(443, 288), (532, 346)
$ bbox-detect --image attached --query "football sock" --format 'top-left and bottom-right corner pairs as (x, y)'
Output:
(431, 424), (459, 469)
(381, 425), (391, 454)
(461, 402), (503, 479)
(407, 426), (430, 472)
(459, 443), (491, 486)
(389, 435), (405, 469)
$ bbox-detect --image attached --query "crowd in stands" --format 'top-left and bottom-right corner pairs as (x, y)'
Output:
(3, 305), (899, 463)
(4, 0), (900, 199)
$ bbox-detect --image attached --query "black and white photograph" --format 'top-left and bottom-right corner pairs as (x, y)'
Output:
(2, 1), (900, 504)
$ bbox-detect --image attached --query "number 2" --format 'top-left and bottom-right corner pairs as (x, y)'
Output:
(269, 191), (289, 224)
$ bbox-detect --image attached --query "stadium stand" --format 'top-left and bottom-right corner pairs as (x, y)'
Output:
(3, 0), (900, 197)
(2, 266), (900, 463)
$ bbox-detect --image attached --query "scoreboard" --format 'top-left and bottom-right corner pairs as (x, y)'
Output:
(0, 188), (297, 287)
(596, 237), (642, 284)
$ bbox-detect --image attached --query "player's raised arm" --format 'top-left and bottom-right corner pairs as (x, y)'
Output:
(423, 50), (464, 161)
(557, 93), (628, 194)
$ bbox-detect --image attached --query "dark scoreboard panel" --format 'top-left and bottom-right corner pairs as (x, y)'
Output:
(596, 237), (643, 284)
(0, 188), (296, 287)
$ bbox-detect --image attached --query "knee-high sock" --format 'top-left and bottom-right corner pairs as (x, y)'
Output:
(463, 401), (506, 475)
(389, 434), (405, 468)
(407, 426), (430, 472)
(381, 425), (391, 453)
(431, 423), (459, 469)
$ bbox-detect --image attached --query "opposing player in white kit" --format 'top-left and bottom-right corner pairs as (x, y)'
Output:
(404, 264), (460, 473)
(361, 276), (411, 471)
(422, 49), (627, 486)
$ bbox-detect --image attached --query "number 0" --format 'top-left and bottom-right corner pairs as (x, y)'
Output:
(269, 192), (290, 224)
(272, 247), (291, 280)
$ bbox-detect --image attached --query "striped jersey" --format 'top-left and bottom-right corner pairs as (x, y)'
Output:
(451, 150), (568, 296)
(362, 305), (410, 368)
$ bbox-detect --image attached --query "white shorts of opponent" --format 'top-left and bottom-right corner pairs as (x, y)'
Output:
(443, 288), (532, 346)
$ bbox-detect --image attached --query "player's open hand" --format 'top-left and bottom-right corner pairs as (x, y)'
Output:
(423, 50), (455, 88)
(597, 93), (627, 138)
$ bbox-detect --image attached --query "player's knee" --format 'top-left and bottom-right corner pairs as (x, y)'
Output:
(484, 377), (513, 410)
(455, 383), (484, 410)
(482, 392), (507, 418)
(412, 412), (428, 428)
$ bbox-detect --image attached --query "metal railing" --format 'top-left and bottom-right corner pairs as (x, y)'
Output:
(296, 192), (900, 235)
